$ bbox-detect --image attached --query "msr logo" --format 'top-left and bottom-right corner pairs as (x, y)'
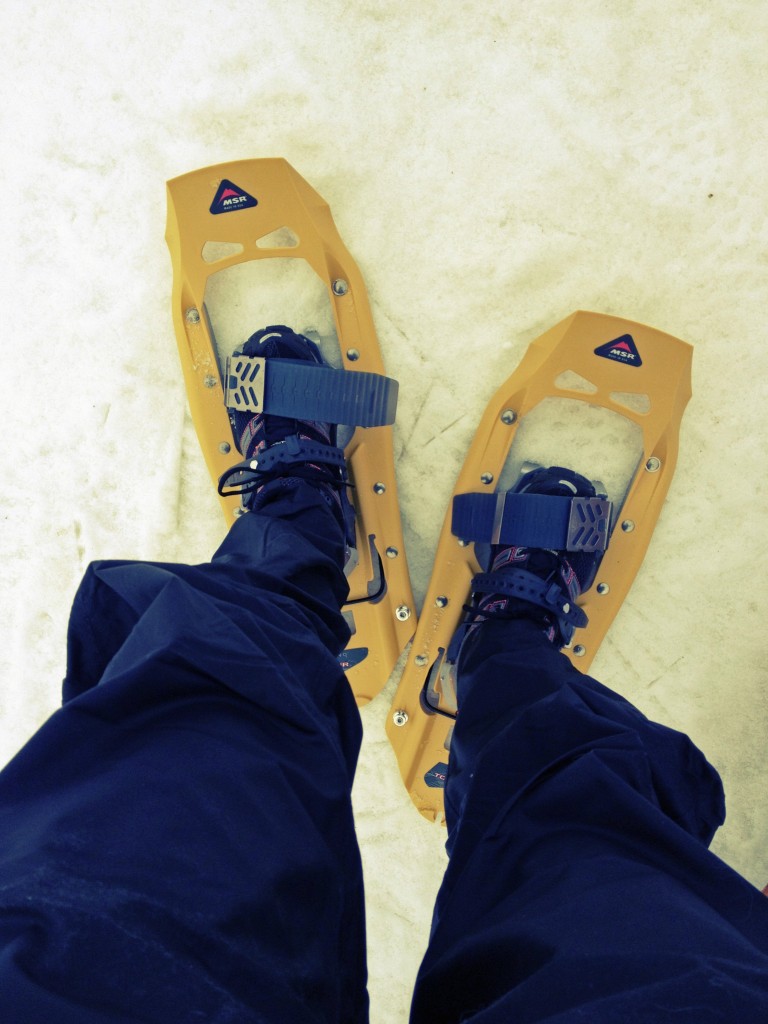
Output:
(424, 762), (449, 789)
(594, 334), (643, 367)
(209, 179), (258, 215)
(337, 648), (368, 671)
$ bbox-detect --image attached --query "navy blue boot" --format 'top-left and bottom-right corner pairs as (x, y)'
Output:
(449, 466), (605, 665)
(218, 325), (356, 555)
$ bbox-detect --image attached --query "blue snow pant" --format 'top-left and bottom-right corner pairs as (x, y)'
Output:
(0, 480), (767, 1022)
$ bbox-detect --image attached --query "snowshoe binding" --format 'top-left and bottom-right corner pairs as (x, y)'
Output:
(218, 325), (357, 559)
(449, 465), (610, 665)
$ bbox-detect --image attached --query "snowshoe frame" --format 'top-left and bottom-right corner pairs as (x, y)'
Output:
(387, 311), (692, 822)
(166, 159), (415, 705)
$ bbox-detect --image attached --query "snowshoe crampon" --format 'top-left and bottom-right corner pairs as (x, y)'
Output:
(387, 311), (692, 822)
(165, 159), (415, 705)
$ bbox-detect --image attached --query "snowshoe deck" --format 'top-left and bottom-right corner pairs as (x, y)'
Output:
(387, 311), (692, 822)
(166, 159), (415, 704)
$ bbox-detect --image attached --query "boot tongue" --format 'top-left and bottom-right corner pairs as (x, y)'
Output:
(489, 546), (563, 584)
(488, 541), (588, 600)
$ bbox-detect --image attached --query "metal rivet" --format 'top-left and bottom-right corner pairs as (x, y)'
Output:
(396, 605), (411, 621)
(480, 472), (494, 485)
(621, 520), (635, 533)
(219, 442), (231, 454)
(332, 279), (349, 296)
(435, 596), (449, 608)
(414, 654), (429, 667)
(596, 582), (610, 595)
(185, 307), (201, 324)
(501, 409), (517, 424)
(573, 644), (586, 657)
(204, 375), (217, 389)
(563, 602), (571, 614)
(458, 538), (469, 547)
(346, 348), (360, 361)
(386, 546), (398, 559)
(645, 457), (661, 473)
(393, 709), (409, 726)
(373, 482), (386, 494)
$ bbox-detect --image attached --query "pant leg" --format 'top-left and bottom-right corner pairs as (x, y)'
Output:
(0, 481), (368, 1024)
(411, 618), (768, 1023)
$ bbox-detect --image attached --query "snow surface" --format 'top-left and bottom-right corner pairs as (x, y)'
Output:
(1, 2), (767, 1020)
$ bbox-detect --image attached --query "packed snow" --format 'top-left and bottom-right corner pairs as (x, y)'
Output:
(1, 3), (766, 1021)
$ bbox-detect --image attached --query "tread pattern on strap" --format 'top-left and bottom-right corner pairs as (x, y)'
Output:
(452, 492), (611, 552)
(225, 356), (398, 427)
(252, 435), (346, 472)
(471, 569), (588, 630)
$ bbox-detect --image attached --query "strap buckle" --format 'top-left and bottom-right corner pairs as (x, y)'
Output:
(566, 496), (612, 552)
(225, 354), (266, 413)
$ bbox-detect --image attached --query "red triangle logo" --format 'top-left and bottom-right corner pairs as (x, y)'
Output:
(210, 179), (258, 215)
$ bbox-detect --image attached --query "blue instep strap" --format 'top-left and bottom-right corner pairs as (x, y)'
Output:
(225, 355), (397, 427)
(471, 569), (589, 631)
(452, 492), (612, 552)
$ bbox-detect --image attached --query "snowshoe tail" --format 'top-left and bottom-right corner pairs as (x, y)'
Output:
(165, 159), (415, 705)
(387, 311), (692, 822)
